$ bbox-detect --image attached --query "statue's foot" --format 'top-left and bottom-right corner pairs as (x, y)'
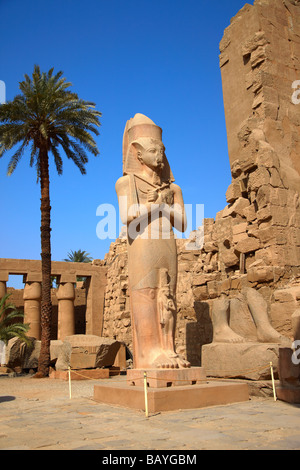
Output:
(257, 324), (291, 346)
(176, 355), (191, 368)
(153, 351), (179, 369)
(153, 350), (190, 369)
(213, 325), (247, 343)
(169, 350), (190, 368)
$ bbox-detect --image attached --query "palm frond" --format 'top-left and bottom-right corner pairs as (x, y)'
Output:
(0, 65), (101, 177)
(0, 294), (31, 346)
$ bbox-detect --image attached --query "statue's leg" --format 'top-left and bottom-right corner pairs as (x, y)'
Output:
(244, 288), (290, 345)
(130, 288), (162, 369)
(128, 239), (190, 368)
(212, 296), (246, 343)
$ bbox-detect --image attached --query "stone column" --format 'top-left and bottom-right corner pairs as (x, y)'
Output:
(23, 274), (42, 340)
(56, 276), (76, 340)
(0, 271), (8, 301)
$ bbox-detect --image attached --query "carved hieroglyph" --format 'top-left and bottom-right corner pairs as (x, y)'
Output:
(116, 113), (190, 369)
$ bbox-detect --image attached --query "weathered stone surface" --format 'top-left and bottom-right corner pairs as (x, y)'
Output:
(56, 335), (123, 370)
(222, 197), (250, 218)
(278, 347), (300, 388)
(6, 338), (63, 370)
(292, 309), (300, 340)
(202, 342), (280, 380)
(226, 182), (242, 203)
(229, 295), (258, 341)
(247, 262), (274, 283)
(5, 337), (34, 369)
(235, 236), (260, 254)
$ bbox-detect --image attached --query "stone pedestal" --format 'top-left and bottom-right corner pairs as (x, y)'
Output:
(127, 367), (206, 388)
(57, 282), (75, 340)
(23, 281), (42, 340)
(202, 342), (281, 380)
(94, 367), (249, 412)
(276, 347), (300, 404)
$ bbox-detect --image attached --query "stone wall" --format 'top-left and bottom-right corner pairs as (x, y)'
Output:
(102, 0), (300, 366)
(219, 0), (300, 272)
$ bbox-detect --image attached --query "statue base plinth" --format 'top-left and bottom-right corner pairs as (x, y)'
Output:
(127, 367), (207, 388)
(202, 342), (281, 381)
(93, 367), (249, 412)
(276, 385), (300, 404)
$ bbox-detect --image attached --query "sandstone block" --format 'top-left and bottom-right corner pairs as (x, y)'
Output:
(278, 347), (300, 388)
(257, 206), (272, 223)
(192, 273), (217, 286)
(233, 232), (248, 244)
(243, 204), (257, 222)
(273, 287), (300, 303)
(235, 236), (260, 254)
(292, 309), (300, 340)
(219, 249), (240, 267)
(6, 338), (63, 371)
(232, 222), (248, 235)
(248, 167), (270, 192)
(202, 342), (280, 380)
(256, 142), (279, 169)
(222, 197), (250, 218)
(256, 186), (288, 209)
(247, 264), (274, 283)
(193, 285), (209, 301)
(202, 241), (218, 253)
(56, 335), (123, 370)
(226, 182), (242, 203)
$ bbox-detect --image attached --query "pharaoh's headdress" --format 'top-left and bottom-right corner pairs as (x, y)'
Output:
(122, 113), (174, 183)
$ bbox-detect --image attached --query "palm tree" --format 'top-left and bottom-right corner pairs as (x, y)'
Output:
(0, 294), (31, 346)
(64, 249), (93, 282)
(0, 66), (101, 377)
(63, 249), (93, 263)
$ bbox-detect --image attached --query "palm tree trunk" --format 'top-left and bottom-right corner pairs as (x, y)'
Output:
(37, 144), (52, 377)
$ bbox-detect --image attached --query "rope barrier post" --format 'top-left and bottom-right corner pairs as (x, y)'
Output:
(68, 366), (72, 399)
(143, 371), (149, 418)
(270, 362), (277, 402)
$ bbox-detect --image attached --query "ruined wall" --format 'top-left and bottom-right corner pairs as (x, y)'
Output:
(219, 0), (300, 270)
(102, 0), (300, 365)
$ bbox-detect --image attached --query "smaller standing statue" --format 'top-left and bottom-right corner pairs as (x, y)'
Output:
(116, 113), (190, 369)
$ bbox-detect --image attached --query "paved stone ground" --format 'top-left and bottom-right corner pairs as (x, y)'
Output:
(0, 374), (300, 451)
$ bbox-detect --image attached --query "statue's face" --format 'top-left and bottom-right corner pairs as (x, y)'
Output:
(140, 140), (165, 173)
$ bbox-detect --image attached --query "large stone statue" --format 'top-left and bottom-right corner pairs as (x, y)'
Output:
(116, 113), (190, 369)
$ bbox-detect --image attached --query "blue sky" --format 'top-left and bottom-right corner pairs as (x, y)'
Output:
(0, 0), (254, 287)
